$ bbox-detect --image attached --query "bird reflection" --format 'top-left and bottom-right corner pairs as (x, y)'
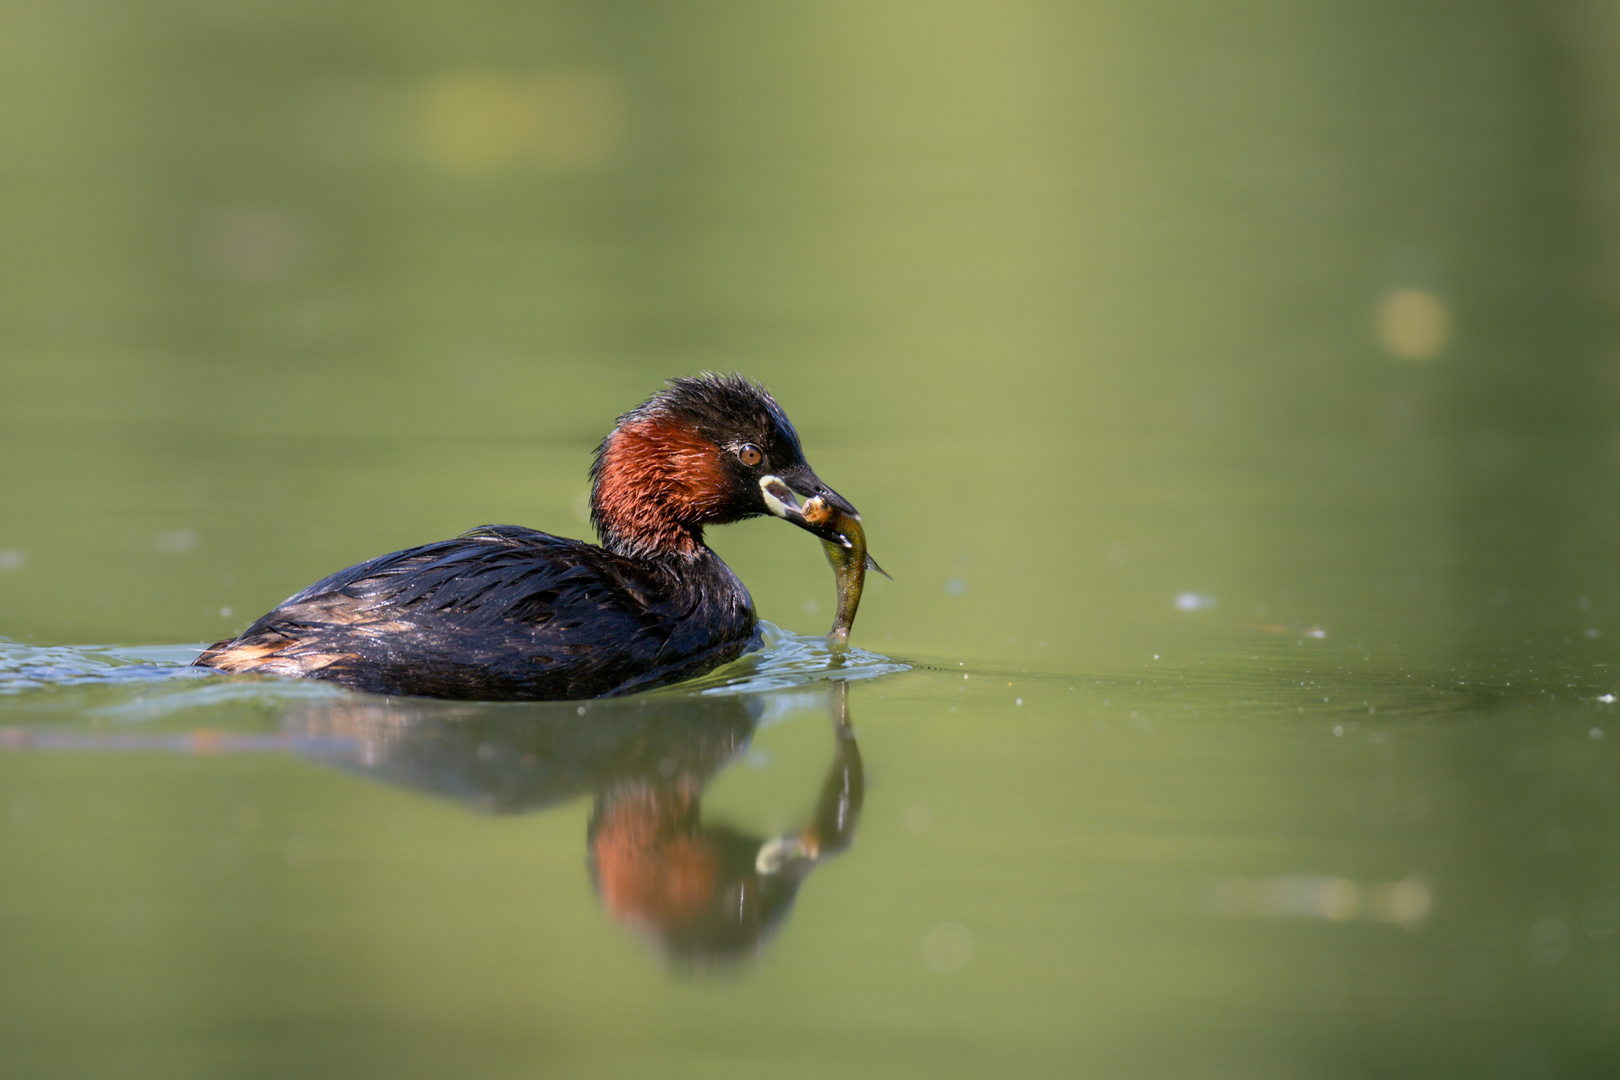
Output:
(282, 682), (863, 964)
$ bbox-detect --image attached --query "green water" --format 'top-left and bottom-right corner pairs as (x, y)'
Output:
(6, 1), (1620, 1076)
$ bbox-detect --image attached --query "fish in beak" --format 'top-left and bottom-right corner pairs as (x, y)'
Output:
(758, 469), (887, 640)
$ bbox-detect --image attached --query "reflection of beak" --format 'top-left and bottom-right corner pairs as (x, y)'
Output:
(759, 469), (859, 546)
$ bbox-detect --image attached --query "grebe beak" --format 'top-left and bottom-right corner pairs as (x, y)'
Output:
(759, 469), (859, 545)
(758, 469), (887, 637)
(762, 469), (888, 639)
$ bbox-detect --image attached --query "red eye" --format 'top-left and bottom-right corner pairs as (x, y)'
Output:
(737, 444), (764, 468)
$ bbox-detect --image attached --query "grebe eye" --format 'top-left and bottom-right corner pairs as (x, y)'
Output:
(737, 444), (764, 468)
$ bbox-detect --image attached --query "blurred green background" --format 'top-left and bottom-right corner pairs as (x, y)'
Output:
(5, 1), (1620, 1077)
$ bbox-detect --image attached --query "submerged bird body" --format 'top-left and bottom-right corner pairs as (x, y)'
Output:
(193, 375), (865, 700)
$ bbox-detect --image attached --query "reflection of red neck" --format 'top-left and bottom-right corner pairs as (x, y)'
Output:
(593, 787), (718, 932)
(592, 418), (726, 559)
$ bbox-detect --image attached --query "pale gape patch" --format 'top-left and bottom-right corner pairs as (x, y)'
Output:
(759, 475), (796, 519)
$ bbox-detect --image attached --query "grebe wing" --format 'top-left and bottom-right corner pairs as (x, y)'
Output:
(275, 525), (656, 626)
(195, 525), (719, 698)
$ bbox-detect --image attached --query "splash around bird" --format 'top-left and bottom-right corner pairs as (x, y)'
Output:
(193, 374), (882, 700)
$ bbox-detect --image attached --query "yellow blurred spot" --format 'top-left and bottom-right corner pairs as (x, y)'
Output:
(416, 70), (622, 173)
(1370, 876), (1432, 928)
(1377, 288), (1450, 361)
(1214, 874), (1429, 928)
(1318, 878), (1360, 920)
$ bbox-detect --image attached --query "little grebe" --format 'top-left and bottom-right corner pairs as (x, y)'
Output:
(193, 374), (871, 700)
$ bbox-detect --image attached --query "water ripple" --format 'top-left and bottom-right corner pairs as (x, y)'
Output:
(681, 623), (910, 696)
(0, 624), (907, 718)
(0, 640), (215, 694)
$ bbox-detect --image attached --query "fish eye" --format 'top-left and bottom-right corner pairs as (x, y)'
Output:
(736, 444), (764, 468)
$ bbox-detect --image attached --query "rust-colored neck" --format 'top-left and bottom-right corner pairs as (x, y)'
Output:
(592, 417), (727, 559)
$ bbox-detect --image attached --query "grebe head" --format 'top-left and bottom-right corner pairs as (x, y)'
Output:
(590, 373), (859, 559)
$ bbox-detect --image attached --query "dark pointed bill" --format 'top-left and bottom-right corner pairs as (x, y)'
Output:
(759, 473), (852, 540)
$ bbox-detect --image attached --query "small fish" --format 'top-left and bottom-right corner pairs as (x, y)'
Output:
(802, 496), (887, 641)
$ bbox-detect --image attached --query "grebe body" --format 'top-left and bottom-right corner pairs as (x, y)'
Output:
(193, 375), (864, 700)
